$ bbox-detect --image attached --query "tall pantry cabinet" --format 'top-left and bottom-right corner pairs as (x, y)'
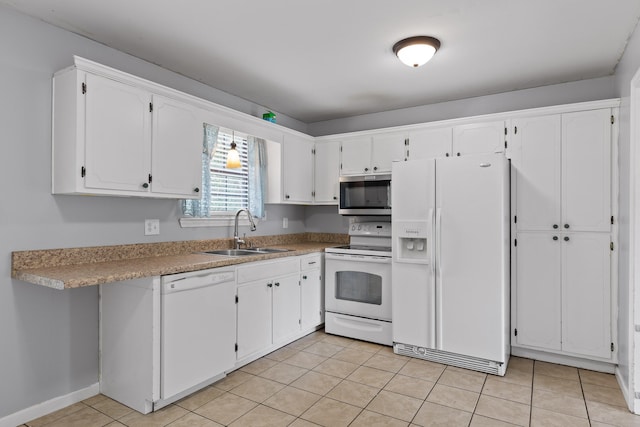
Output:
(510, 106), (617, 367)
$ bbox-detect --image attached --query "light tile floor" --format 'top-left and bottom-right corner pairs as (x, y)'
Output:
(23, 330), (639, 427)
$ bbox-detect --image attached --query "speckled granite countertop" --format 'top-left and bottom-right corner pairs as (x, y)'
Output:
(12, 233), (348, 290)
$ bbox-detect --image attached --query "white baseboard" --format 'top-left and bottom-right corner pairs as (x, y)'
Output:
(0, 383), (99, 427)
(615, 366), (635, 413)
(511, 346), (616, 373)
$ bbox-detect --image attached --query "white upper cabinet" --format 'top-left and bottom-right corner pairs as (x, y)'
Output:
(452, 121), (506, 157)
(82, 73), (152, 193)
(562, 109), (612, 232)
(406, 126), (453, 159)
(282, 134), (314, 203)
(151, 95), (204, 197)
(52, 60), (203, 199)
(314, 140), (340, 204)
(271, 137), (339, 205)
(512, 109), (612, 232)
(511, 115), (562, 231)
(340, 136), (373, 175)
(265, 140), (282, 204)
(340, 133), (405, 175)
(370, 132), (407, 173)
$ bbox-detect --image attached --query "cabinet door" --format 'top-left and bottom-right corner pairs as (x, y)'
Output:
(151, 95), (203, 198)
(371, 133), (406, 173)
(512, 115), (562, 232)
(562, 109), (612, 232)
(314, 140), (340, 203)
(84, 73), (151, 192)
(340, 137), (372, 175)
(272, 274), (301, 344)
(265, 140), (282, 204)
(514, 232), (562, 351)
(452, 121), (505, 156)
(282, 135), (314, 203)
(562, 233), (611, 358)
(407, 127), (452, 159)
(300, 269), (323, 330)
(236, 280), (272, 360)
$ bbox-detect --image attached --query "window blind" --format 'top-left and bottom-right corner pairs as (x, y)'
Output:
(209, 130), (249, 214)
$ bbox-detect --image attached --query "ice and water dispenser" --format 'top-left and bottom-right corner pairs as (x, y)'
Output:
(394, 221), (430, 263)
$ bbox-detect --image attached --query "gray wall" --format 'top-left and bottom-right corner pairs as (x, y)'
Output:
(613, 17), (640, 402)
(0, 5), (309, 419)
(1, 2), (634, 420)
(307, 76), (617, 136)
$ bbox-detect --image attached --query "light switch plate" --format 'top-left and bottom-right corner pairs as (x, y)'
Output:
(145, 219), (160, 235)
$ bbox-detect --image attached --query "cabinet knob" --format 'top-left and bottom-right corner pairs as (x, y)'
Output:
(267, 283), (273, 288)
(373, 166), (378, 171)
(193, 187), (200, 193)
(553, 236), (558, 241)
(274, 282), (280, 287)
(553, 224), (559, 229)
(142, 182), (149, 189)
(285, 194), (290, 199)
(364, 167), (369, 172)
(457, 152), (461, 157)
(564, 236), (570, 241)
(564, 224), (570, 229)
(333, 196), (337, 200)
(302, 275), (307, 280)
(445, 153), (450, 157)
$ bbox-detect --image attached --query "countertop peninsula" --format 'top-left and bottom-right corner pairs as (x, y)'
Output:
(12, 233), (347, 290)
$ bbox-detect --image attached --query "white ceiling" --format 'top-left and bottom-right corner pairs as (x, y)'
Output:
(4, 0), (640, 123)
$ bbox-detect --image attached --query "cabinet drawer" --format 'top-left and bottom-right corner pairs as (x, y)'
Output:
(300, 254), (322, 271)
(237, 258), (299, 284)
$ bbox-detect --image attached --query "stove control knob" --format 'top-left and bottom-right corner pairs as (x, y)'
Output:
(357, 225), (362, 230)
(351, 225), (356, 231)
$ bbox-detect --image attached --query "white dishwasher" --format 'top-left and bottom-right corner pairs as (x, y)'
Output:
(161, 268), (236, 400)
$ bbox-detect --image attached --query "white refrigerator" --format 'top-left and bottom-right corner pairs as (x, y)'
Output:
(391, 153), (510, 375)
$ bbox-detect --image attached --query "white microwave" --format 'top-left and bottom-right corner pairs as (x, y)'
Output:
(339, 174), (391, 215)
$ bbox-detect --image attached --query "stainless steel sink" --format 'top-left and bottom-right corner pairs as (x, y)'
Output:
(202, 249), (258, 256)
(247, 247), (290, 253)
(202, 248), (290, 256)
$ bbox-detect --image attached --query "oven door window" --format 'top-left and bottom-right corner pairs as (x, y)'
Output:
(335, 271), (382, 305)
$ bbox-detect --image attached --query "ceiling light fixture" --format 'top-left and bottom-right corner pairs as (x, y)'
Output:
(393, 36), (441, 68)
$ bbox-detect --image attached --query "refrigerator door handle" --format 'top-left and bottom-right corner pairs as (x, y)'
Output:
(435, 207), (443, 348)
(429, 207), (435, 277)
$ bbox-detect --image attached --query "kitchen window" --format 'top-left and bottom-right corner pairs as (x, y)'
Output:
(180, 123), (266, 227)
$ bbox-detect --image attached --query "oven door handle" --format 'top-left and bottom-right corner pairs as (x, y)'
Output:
(325, 253), (392, 263)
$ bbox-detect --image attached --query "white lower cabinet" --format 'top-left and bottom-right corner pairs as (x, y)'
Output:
(236, 255), (325, 364)
(514, 232), (612, 360)
(236, 279), (274, 360)
(273, 274), (303, 344)
(99, 252), (326, 413)
(300, 254), (324, 330)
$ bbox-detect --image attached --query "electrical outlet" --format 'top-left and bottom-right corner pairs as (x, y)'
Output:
(282, 217), (288, 229)
(145, 219), (160, 235)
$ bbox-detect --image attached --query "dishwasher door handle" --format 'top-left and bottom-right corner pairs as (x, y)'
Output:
(162, 271), (234, 294)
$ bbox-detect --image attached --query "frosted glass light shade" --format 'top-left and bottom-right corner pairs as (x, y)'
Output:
(393, 36), (441, 68)
(226, 143), (241, 168)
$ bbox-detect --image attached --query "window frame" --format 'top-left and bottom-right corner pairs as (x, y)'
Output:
(179, 127), (258, 228)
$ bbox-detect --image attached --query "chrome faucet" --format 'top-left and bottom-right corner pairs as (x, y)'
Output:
(234, 209), (257, 249)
